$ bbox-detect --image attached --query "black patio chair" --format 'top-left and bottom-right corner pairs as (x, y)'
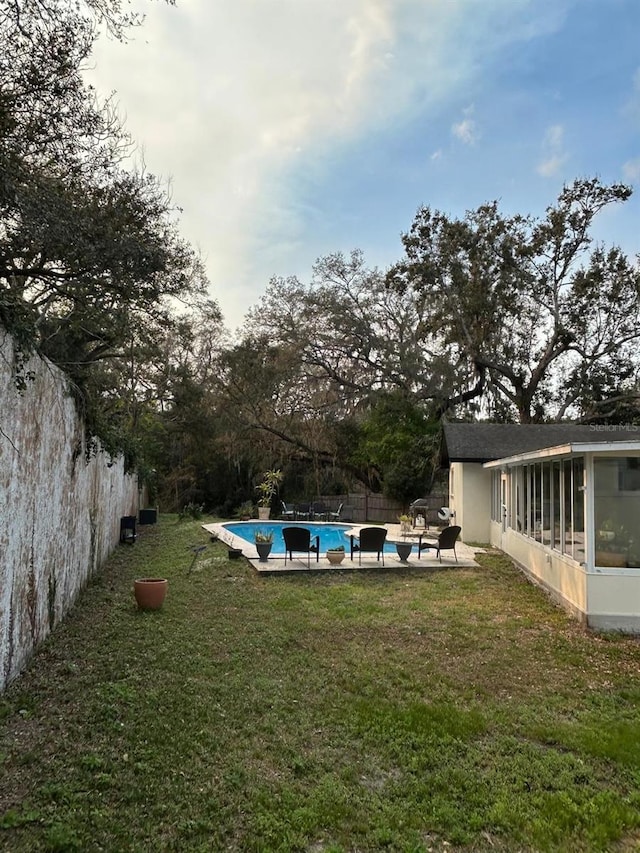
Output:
(311, 501), (328, 521)
(419, 525), (461, 562)
(294, 502), (311, 520)
(350, 526), (387, 566)
(283, 526), (320, 567)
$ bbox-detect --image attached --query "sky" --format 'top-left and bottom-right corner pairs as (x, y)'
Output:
(86, 0), (640, 333)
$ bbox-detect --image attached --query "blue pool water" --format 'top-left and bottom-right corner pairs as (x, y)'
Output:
(222, 521), (400, 554)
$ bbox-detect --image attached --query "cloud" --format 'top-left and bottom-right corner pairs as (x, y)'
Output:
(623, 66), (640, 123)
(537, 124), (568, 177)
(452, 118), (478, 145)
(623, 158), (640, 181)
(86, 0), (572, 328)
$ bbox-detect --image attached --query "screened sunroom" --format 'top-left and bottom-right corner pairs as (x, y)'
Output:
(485, 441), (640, 632)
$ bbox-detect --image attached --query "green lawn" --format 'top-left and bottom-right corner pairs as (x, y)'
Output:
(1, 517), (640, 852)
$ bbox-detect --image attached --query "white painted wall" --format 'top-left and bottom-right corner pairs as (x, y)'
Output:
(587, 571), (640, 632)
(497, 528), (589, 621)
(0, 330), (138, 690)
(450, 462), (492, 544)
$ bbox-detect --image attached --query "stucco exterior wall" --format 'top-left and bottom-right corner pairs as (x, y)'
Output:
(495, 527), (589, 621)
(450, 462), (492, 543)
(0, 330), (138, 690)
(586, 571), (640, 632)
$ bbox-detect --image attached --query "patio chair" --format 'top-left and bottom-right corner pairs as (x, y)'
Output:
(310, 501), (328, 521)
(350, 526), (387, 566)
(280, 500), (296, 520)
(341, 505), (355, 522)
(283, 526), (320, 567)
(327, 502), (344, 521)
(419, 525), (461, 562)
(294, 502), (311, 520)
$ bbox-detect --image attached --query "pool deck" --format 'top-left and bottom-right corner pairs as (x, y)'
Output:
(202, 521), (483, 575)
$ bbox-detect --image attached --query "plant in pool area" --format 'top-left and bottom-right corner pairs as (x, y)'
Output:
(255, 470), (284, 508)
(237, 500), (254, 520)
(254, 529), (274, 544)
(398, 513), (412, 535)
(326, 543), (345, 564)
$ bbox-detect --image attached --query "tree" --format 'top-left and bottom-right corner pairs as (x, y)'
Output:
(347, 392), (441, 503)
(247, 250), (478, 412)
(0, 0), (212, 461)
(216, 252), (456, 494)
(387, 178), (640, 423)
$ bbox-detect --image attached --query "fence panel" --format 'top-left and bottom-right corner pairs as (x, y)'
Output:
(318, 494), (446, 524)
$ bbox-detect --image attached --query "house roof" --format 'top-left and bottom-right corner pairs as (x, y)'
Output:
(442, 422), (640, 464)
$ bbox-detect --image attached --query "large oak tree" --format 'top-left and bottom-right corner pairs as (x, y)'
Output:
(387, 178), (640, 423)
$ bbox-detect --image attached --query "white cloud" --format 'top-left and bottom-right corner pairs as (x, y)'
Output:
(623, 158), (640, 181)
(451, 117), (478, 145)
(451, 104), (478, 145)
(537, 124), (568, 177)
(86, 0), (572, 328)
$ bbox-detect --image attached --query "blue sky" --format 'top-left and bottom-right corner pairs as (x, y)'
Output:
(88, 0), (640, 332)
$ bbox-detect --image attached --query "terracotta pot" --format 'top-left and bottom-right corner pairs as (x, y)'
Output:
(257, 507), (271, 520)
(326, 550), (345, 565)
(134, 578), (168, 610)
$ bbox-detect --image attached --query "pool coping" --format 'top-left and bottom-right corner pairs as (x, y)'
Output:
(202, 521), (482, 574)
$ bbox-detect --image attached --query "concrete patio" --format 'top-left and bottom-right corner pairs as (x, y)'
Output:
(202, 521), (482, 575)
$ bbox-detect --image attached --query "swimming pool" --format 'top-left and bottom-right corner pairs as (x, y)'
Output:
(222, 521), (350, 553)
(221, 521), (399, 554)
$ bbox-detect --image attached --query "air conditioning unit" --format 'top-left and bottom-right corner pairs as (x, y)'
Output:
(438, 507), (455, 521)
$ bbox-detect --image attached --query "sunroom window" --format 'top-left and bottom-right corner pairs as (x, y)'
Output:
(594, 457), (640, 568)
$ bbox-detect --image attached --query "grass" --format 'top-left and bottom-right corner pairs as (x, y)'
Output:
(1, 516), (640, 852)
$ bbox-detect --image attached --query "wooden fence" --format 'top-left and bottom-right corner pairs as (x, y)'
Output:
(317, 493), (446, 524)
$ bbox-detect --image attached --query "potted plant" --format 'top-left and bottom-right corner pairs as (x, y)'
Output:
(255, 469), (284, 520)
(237, 500), (254, 521)
(398, 514), (412, 535)
(326, 545), (345, 565)
(255, 529), (274, 561)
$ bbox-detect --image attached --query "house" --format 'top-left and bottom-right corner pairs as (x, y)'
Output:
(442, 422), (640, 632)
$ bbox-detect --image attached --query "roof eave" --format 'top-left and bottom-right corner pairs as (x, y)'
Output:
(483, 440), (640, 468)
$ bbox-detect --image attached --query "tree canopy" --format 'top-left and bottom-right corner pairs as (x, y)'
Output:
(2, 1), (638, 509)
(207, 179), (640, 506)
(0, 0), (210, 460)
(387, 178), (640, 423)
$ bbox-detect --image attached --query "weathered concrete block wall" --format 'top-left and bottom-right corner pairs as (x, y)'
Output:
(0, 329), (138, 690)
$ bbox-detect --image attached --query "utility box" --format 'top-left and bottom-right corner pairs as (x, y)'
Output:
(139, 508), (158, 525)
